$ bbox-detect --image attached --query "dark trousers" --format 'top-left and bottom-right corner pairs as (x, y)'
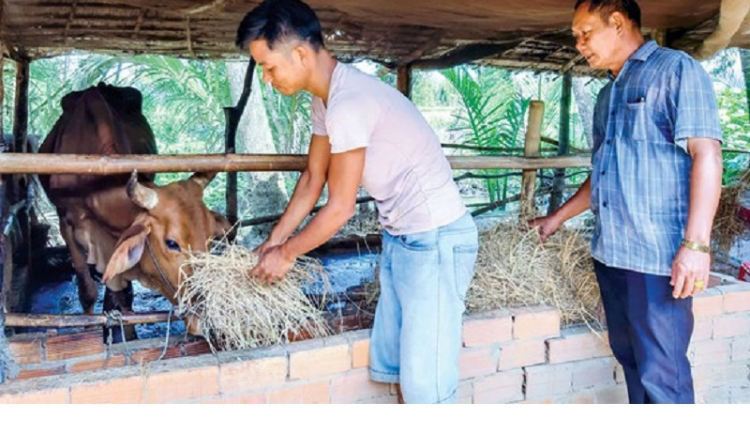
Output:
(593, 259), (695, 404)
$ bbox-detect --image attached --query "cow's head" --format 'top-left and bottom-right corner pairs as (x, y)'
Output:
(102, 171), (229, 334)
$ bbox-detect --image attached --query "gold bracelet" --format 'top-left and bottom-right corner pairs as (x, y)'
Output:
(681, 239), (710, 254)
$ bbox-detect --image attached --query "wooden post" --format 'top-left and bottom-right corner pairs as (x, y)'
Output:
(548, 73), (572, 214)
(651, 28), (667, 47)
(521, 101), (544, 221)
(223, 57), (255, 228)
(397, 65), (412, 98)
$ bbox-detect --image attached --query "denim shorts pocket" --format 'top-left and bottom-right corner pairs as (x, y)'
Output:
(453, 244), (478, 301)
(397, 230), (438, 251)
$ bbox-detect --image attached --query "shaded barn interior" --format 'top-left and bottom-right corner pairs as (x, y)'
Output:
(1, 0), (750, 381)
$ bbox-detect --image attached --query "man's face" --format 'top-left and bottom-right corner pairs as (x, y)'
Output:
(571, 4), (620, 70)
(249, 38), (306, 96)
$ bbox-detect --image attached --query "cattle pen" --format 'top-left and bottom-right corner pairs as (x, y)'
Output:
(1, 0), (750, 404)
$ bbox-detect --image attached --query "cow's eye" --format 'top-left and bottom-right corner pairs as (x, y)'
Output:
(165, 239), (181, 252)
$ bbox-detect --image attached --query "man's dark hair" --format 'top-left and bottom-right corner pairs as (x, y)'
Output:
(235, 0), (325, 52)
(574, 0), (641, 28)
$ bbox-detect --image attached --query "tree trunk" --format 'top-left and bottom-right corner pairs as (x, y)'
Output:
(226, 61), (289, 243)
(573, 77), (595, 150)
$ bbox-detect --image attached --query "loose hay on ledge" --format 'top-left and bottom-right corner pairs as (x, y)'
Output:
(713, 169), (750, 258)
(362, 222), (602, 330)
(467, 223), (601, 329)
(178, 243), (332, 351)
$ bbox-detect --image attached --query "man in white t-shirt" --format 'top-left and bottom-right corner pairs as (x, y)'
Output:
(236, 0), (478, 403)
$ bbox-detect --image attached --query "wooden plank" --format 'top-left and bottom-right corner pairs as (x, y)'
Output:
(396, 65), (412, 98)
(521, 100), (544, 221)
(0, 153), (592, 174)
(4, 311), (176, 328)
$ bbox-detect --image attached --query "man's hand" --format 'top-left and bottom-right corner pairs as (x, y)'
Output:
(252, 236), (283, 256)
(528, 213), (564, 242)
(670, 246), (710, 299)
(250, 244), (296, 282)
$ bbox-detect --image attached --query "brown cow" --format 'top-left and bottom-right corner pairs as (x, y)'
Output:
(39, 83), (228, 337)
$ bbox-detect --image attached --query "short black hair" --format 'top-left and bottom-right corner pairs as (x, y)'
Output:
(235, 0), (325, 52)
(574, 0), (642, 28)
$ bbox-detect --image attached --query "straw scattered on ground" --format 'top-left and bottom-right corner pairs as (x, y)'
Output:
(178, 242), (332, 352)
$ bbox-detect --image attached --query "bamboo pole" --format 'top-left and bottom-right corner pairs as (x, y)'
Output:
(521, 101), (544, 221)
(4, 311), (176, 328)
(0, 153), (592, 174)
(548, 73), (572, 214)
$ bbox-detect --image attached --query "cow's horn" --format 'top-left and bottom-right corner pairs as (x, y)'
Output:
(190, 172), (217, 190)
(127, 170), (159, 210)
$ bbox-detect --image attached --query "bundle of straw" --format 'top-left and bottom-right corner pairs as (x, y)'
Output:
(178, 243), (332, 351)
(466, 223), (601, 329)
(362, 222), (602, 329)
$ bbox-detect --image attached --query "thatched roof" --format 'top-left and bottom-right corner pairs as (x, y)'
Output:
(1, 0), (749, 73)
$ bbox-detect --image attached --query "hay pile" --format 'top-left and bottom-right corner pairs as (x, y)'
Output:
(178, 243), (332, 351)
(713, 170), (750, 258)
(466, 223), (601, 328)
(362, 222), (602, 329)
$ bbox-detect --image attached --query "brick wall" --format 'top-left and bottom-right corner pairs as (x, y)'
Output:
(1, 280), (748, 404)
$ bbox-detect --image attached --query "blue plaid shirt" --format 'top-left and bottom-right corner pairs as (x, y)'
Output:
(590, 40), (722, 276)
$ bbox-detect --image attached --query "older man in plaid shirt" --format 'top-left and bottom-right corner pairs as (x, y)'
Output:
(531, 0), (723, 404)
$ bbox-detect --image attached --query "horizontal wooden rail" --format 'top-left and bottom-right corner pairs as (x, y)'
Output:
(0, 153), (593, 174)
(4, 311), (175, 328)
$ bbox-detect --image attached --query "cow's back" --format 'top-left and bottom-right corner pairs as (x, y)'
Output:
(39, 83), (157, 201)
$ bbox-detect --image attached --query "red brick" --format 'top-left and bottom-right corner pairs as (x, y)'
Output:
(713, 314), (750, 339)
(0, 388), (69, 404)
(513, 306), (561, 340)
(16, 364), (66, 380)
(267, 380), (329, 404)
(723, 288), (750, 313)
(69, 355), (127, 373)
(462, 310), (513, 347)
(8, 336), (43, 365)
(289, 342), (350, 380)
(692, 317), (714, 341)
(356, 394), (399, 404)
(595, 385), (628, 404)
(570, 357), (617, 391)
(145, 366), (219, 403)
(458, 380), (473, 404)
(692, 289), (724, 318)
(220, 356), (287, 394)
(689, 339), (732, 367)
(524, 363), (574, 399)
(351, 338), (370, 368)
(70, 376), (143, 404)
(198, 393), (266, 404)
(46, 329), (105, 361)
(497, 339), (546, 370)
(459, 346), (500, 380)
(473, 370), (524, 404)
(546, 328), (611, 364)
(330, 368), (389, 403)
(731, 337), (750, 361)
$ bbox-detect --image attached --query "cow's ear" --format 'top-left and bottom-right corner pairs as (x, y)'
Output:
(103, 223), (151, 282)
(190, 172), (217, 190)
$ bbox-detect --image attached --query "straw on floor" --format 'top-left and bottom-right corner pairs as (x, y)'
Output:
(178, 243), (332, 352)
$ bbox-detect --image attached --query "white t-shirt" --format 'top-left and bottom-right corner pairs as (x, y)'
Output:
(311, 63), (466, 235)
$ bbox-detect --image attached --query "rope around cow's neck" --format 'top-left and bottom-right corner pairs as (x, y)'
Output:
(145, 236), (179, 300)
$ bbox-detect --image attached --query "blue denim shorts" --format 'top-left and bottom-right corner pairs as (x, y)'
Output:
(369, 212), (478, 403)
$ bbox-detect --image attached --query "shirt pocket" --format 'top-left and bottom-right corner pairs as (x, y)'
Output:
(624, 101), (648, 142)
